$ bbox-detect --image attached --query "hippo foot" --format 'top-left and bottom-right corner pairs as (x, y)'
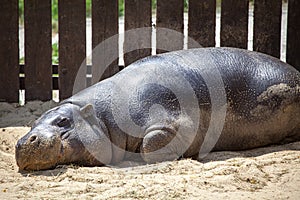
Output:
(141, 128), (183, 163)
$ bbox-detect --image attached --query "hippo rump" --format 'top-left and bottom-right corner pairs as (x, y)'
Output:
(15, 47), (300, 171)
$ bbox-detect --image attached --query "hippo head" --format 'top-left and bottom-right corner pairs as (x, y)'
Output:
(15, 103), (112, 171)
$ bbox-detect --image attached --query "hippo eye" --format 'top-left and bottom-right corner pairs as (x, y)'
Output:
(57, 118), (71, 128)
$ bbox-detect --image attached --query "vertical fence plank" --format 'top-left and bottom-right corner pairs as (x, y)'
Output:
(156, 0), (184, 54)
(221, 0), (249, 48)
(253, 0), (282, 58)
(287, 0), (300, 70)
(124, 0), (152, 66)
(0, 0), (19, 102)
(59, 0), (86, 100)
(92, 0), (119, 82)
(24, 0), (52, 101)
(188, 0), (216, 48)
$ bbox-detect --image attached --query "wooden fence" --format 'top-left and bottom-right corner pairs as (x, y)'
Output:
(0, 0), (299, 103)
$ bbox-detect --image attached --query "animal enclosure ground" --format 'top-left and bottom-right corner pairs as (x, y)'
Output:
(0, 101), (300, 199)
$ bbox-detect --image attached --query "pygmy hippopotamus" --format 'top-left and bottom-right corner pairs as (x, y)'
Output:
(15, 47), (300, 171)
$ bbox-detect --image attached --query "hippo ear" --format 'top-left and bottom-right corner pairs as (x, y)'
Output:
(79, 104), (101, 128)
(79, 104), (95, 119)
(78, 104), (112, 165)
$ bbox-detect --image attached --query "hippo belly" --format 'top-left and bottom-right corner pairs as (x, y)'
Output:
(16, 47), (300, 170)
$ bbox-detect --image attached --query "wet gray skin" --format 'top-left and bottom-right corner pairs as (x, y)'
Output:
(15, 104), (112, 171)
(15, 47), (300, 171)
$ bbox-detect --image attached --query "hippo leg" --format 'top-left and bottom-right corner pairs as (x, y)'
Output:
(141, 125), (192, 163)
(141, 129), (178, 163)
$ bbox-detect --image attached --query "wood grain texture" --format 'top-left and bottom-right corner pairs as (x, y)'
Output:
(24, 0), (52, 101)
(0, 0), (19, 102)
(188, 0), (216, 48)
(287, 0), (300, 71)
(59, 0), (86, 100)
(253, 0), (282, 58)
(221, 0), (249, 49)
(156, 0), (184, 54)
(92, 0), (119, 82)
(124, 0), (152, 66)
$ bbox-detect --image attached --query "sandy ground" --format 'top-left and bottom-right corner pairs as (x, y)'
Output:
(0, 101), (300, 199)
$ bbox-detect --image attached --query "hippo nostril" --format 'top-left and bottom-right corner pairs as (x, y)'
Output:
(29, 135), (38, 143)
(15, 141), (21, 150)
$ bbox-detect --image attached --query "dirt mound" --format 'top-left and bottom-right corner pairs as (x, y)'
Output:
(0, 101), (58, 127)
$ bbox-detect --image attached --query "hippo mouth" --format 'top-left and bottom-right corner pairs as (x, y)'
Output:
(20, 162), (57, 171)
(16, 132), (65, 171)
(17, 145), (64, 171)
(17, 140), (68, 171)
(61, 130), (71, 140)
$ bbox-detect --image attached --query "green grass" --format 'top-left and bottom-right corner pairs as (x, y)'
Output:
(52, 43), (59, 64)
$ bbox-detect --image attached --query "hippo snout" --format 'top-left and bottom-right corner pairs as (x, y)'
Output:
(28, 134), (38, 143)
(16, 133), (40, 149)
(15, 129), (63, 171)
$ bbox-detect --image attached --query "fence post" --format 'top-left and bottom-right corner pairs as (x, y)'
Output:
(287, 0), (300, 70)
(124, 0), (152, 66)
(59, 0), (86, 100)
(156, 0), (184, 54)
(0, 0), (19, 102)
(24, 0), (52, 101)
(92, 0), (119, 82)
(221, 0), (249, 49)
(188, 0), (216, 48)
(253, 0), (282, 58)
